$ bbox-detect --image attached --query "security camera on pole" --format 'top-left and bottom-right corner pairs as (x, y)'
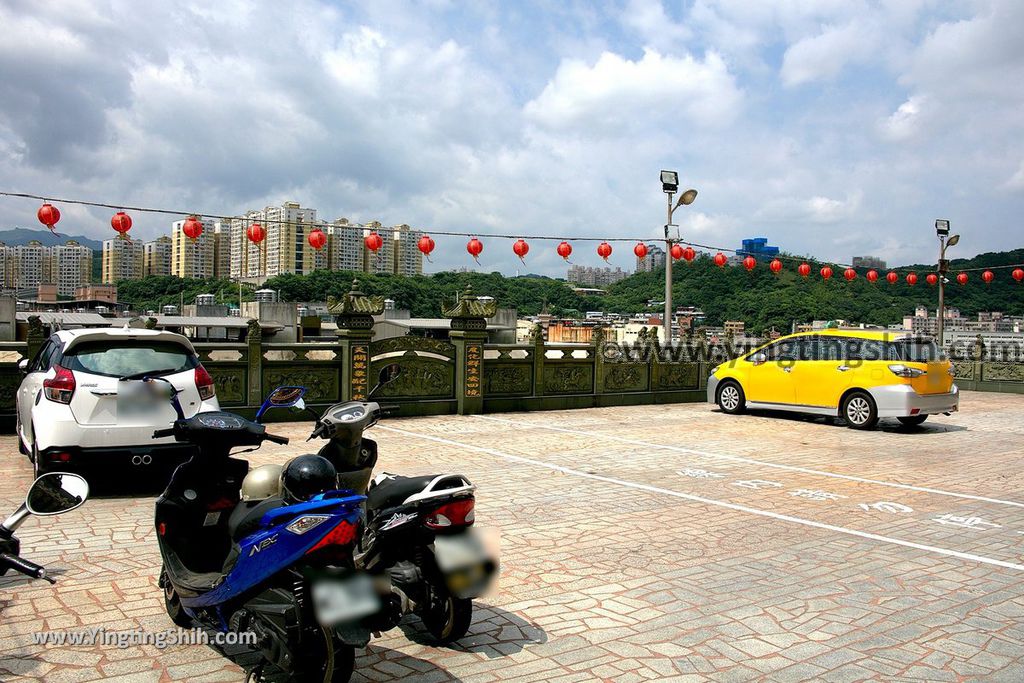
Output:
(934, 219), (959, 353)
(660, 170), (697, 345)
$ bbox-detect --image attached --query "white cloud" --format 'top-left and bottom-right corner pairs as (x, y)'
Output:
(878, 95), (930, 142)
(524, 49), (742, 132)
(757, 190), (864, 225)
(1003, 161), (1024, 192)
(780, 21), (877, 87)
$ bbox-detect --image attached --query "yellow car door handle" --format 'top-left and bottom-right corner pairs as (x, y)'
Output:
(782, 366), (792, 373)
(837, 365), (851, 372)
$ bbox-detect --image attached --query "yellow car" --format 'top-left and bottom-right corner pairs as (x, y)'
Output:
(707, 329), (958, 429)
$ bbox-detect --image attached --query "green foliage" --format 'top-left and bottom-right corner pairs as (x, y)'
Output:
(116, 247), (1024, 334)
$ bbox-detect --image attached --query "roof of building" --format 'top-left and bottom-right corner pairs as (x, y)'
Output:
(16, 312), (116, 326)
(152, 315), (284, 330)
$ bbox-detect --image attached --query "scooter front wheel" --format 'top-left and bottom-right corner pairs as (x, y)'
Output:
(160, 568), (193, 628)
(421, 586), (473, 645)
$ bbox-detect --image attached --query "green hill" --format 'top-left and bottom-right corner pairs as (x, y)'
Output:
(114, 248), (1024, 335)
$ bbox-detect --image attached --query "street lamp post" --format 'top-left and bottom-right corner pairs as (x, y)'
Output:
(934, 219), (959, 353)
(660, 170), (697, 345)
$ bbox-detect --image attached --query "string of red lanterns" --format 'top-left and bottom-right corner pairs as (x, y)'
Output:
(15, 194), (1024, 283)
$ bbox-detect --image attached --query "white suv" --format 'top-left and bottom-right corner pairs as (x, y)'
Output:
(16, 327), (220, 477)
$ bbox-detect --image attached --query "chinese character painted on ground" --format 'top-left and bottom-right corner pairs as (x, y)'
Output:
(678, 468), (726, 479)
(858, 502), (914, 513)
(790, 489), (847, 502)
(931, 514), (1001, 531)
(732, 480), (783, 490)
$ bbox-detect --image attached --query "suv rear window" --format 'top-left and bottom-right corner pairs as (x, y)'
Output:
(63, 340), (198, 378)
(888, 339), (941, 363)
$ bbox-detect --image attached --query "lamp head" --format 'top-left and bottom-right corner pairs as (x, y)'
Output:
(946, 233), (960, 247)
(660, 170), (679, 194)
(677, 189), (698, 206)
(935, 219), (950, 236)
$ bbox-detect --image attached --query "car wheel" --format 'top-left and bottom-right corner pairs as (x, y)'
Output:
(897, 415), (928, 427)
(842, 391), (878, 430)
(31, 443), (47, 478)
(716, 381), (746, 415)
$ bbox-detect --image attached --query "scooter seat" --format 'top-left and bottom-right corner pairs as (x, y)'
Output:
(366, 474), (437, 512)
(228, 496), (284, 541)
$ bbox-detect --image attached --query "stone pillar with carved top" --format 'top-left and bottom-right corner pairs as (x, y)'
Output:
(444, 286), (493, 415)
(329, 280), (385, 402)
(245, 319), (263, 406)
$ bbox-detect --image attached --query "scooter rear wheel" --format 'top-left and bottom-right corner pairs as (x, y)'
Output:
(421, 587), (473, 645)
(254, 625), (354, 683)
(161, 568), (193, 628)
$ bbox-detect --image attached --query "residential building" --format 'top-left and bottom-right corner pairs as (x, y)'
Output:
(144, 237), (173, 276)
(636, 245), (666, 273)
(0, 243), (14, 289)
(213, 224), (231, 278)
(852, 255), (887, 270)
(49, 241), (93, 297)
(13, 241), (52, 291)
(567, 265), (628, 287)
(102, 238), (144, 283)
(724, 320), (746, 338)
(171, 219), (217, 279)
(327, 219), (363, 273)
(230, 202), (321, 278)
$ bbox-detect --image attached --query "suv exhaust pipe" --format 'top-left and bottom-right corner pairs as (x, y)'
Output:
(131, 455), (153, 466)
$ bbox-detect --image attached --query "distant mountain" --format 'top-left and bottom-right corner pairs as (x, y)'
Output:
(0, 227), (103, 251)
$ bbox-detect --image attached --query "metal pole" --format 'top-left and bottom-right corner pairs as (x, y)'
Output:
(664, 192), (673, 345)
(937, 236), (945, 353)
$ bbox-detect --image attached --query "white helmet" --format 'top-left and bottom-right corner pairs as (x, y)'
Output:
(240, 464), (284, 501)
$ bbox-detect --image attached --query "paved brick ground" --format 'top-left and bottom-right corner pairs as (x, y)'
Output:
(1, 390), (1023, 682)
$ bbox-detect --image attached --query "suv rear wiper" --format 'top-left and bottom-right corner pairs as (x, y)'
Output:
(119, 368), (176, 381)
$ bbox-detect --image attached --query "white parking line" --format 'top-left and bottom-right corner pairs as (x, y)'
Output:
(377, 424), (1024, 572)
(472, 415), (1024, 509)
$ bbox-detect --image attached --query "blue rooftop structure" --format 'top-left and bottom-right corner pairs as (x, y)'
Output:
(737, 237), (780, 261)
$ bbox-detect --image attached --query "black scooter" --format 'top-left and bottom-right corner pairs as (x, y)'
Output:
(1, 472), (90, 584)
(261, 365), (497, 645)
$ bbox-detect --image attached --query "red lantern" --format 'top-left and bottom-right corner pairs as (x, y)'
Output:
(982, 270), (994, 284)
(308, 228), (327, 251)
(906, 272), (918, 286)
(417, 235), (435, 258)
(670, 244), (684, 260)
(798, 263), (811, 277)
(886, 271), (898, 284)
(926, 273), (938, 286)
(1013, 268), (1024, 282)
(37, 203), (61, 230)
(866, 269), (878, 283)
(513, 239), (530, 262)
(682, 246), (696, 262)
(246, 222), (266, 244)
(633, 242), (648, 259)
(597, 241), (612, 262)
(820, 266), (833, 280)
(844, 268), (857, 281)
(769, 258), (783, 274)
(467, 237), (483, 263)
(112, 211), (134, 240)
(365, 232), (383, 252)
(742, 256), (756, 271)
(713, 252), (727, 267)
(181, 215), (202, 241)
(956, 273), (968, 285)
(557, 241), (572, 261)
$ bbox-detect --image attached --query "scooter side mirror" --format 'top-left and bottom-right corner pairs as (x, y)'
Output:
(18, 358), (29, 374)
(26, 473), (89, 516)
(256, 386), (308, 423)
(368, 364), (402, 398)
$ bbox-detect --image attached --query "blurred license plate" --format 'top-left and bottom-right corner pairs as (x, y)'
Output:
(117, 380), (169, 422)
(434, 530), (497, 598)
(311, 574), (379, 626)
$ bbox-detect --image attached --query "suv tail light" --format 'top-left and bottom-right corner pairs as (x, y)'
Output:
(195, 364), (216, 400)
(425, 499), (475, 530)
(43, 365), (76, 404)
(888, 364), (925, 378)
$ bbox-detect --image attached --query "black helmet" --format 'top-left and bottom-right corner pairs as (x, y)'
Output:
(281, 455), (337, 502)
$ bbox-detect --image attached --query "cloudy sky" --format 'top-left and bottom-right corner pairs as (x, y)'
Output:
(1, 0), (1022, 275)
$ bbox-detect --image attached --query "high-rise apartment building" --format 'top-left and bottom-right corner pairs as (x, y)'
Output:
(213, 223), (231, 278)
(327, 219), (363, 272)
(14, 241), (53, 292)
(852, 255), (887, 270)
(49, 241), (92, 296)
(102, 238), (144, 283)
(171, 219), (217, 279)
(636, 245), (666, 273)
(567, 265), (628, 287)
(230, 202), (319, 278)
(144, 236), (173, 276)
(0, 243), (14, 289)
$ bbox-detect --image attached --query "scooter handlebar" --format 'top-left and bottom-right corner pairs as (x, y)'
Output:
(152, 428), (175, 439)
(0, 552), (54, 583)
(264, 433), (289, 445)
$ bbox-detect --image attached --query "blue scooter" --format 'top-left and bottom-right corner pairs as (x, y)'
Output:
(149, 379), (375, 683)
